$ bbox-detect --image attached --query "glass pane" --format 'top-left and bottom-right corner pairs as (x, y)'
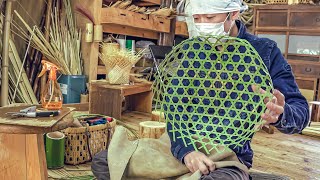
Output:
(257, 34), (286, 53)
(288, 35), (320, 55)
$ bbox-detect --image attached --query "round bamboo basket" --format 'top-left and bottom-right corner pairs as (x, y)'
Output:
(63, 118), (116, 165)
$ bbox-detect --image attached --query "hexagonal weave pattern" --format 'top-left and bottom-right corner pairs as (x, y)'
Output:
(152, 36), (274, 154)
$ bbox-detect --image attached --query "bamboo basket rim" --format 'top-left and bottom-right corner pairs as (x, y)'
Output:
(63, 118), (116, 133)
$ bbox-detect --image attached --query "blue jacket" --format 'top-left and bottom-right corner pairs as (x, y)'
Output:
(167, 20), (310, 168)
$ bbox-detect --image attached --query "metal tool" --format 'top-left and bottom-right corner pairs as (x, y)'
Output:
(6, 106), (60, 118)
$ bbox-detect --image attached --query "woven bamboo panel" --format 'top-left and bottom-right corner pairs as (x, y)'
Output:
(153, 35), (274, 154)
(63, 119), (116, 165)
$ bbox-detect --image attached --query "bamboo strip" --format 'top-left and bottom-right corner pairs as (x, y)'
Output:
(9, 39), (38, 104)
(1, 0), (12, 106)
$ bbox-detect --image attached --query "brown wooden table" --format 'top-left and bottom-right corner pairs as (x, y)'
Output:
(0, 103), (87, 180)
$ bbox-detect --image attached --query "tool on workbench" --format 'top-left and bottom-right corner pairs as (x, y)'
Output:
(38, 60), (63, 110)
(6, 106), (60, 118)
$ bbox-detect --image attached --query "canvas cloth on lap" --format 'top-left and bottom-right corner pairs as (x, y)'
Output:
(107, 126), (249, 180)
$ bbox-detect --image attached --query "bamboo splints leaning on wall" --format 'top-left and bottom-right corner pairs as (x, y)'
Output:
(13, 0), (83, 75)
(0, 13), (38, 104)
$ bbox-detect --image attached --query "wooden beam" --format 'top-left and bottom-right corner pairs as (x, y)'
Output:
(102, 24), (159, 39)
(100, 8), (170, 33)
(73, 0), (102, 81)
(158, 0), (176, 46)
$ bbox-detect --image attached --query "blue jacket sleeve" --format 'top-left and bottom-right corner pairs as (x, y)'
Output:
(167, 121), (195, 163)
(268, 44), (310, 134)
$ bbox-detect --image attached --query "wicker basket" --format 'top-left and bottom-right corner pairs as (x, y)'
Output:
(108, 65), (131, 84)
(63, 118), (117, 165)
(265, 0), (288, 4)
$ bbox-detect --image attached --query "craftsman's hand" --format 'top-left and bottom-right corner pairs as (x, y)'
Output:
(184, 151), (215, 175)
(252, 85), (285, 124)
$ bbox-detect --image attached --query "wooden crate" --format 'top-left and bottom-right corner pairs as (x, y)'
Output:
(100, 7), (170, 33)
(89, 81), (153, 120)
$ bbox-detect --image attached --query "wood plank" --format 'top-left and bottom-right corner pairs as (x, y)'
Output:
(0, 106), (73, 129)
(254, 4), (320, 10)
(102, 24), (159, 40)
(100, 8), (170, 33)
(121, 111), (152, 131)
(251, 130), (320, 179)
(0, 134), (26, 180)
(122, 83), (151, 96)
(254, 27), (320, 33)
(128, 91), (153, 113)
(89, 83), (122, 119)
(175, 21), (188, 37)
(141, 0), (161, 5)
(26, 134), (47, 180)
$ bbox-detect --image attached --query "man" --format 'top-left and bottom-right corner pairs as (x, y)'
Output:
(168, 0), (309, 178)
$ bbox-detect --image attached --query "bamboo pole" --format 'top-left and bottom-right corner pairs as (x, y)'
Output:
(41, 0), (53, 100)
(1, 0), (13, 106)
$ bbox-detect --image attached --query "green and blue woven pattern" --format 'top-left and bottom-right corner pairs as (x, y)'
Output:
(152, 36), (274, 154)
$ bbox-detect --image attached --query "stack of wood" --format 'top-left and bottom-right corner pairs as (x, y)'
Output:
(106, 0), (177, 19)
(302, 122), (320, 138)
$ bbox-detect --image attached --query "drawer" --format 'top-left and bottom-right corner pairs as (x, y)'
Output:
(295, 77), (317, 90)
(257, 10), (287, 27)
(290, 61), (320, 78)
(290, 12), (320, 29)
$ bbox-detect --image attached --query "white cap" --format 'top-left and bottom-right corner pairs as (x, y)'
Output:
(187, 0), (248, 15)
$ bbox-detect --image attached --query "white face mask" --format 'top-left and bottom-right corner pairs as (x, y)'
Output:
(191, 13), (234, 41)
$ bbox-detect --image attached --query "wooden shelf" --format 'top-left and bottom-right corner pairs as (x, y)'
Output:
(134, 0), (161, 6)
(100, 7), (170, 39)
(175, 21), (188, 37)
(75, 0), (175, 81)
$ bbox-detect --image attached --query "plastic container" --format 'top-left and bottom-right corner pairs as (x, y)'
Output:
(58, 75), (86, 104)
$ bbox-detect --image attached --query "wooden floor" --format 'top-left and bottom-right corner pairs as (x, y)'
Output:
(49, 111), (320, 180)
(252, 130), (320, 179)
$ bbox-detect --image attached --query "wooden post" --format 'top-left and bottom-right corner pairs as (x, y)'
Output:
(159, 0), (176, 46)
(40, 0), (53, 99)
(1, 0), (14, 106)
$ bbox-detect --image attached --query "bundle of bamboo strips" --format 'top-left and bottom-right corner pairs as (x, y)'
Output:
(13, 0), (82, 75)
(108, 0), (177, 18)
(0, 14), (38, 104)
